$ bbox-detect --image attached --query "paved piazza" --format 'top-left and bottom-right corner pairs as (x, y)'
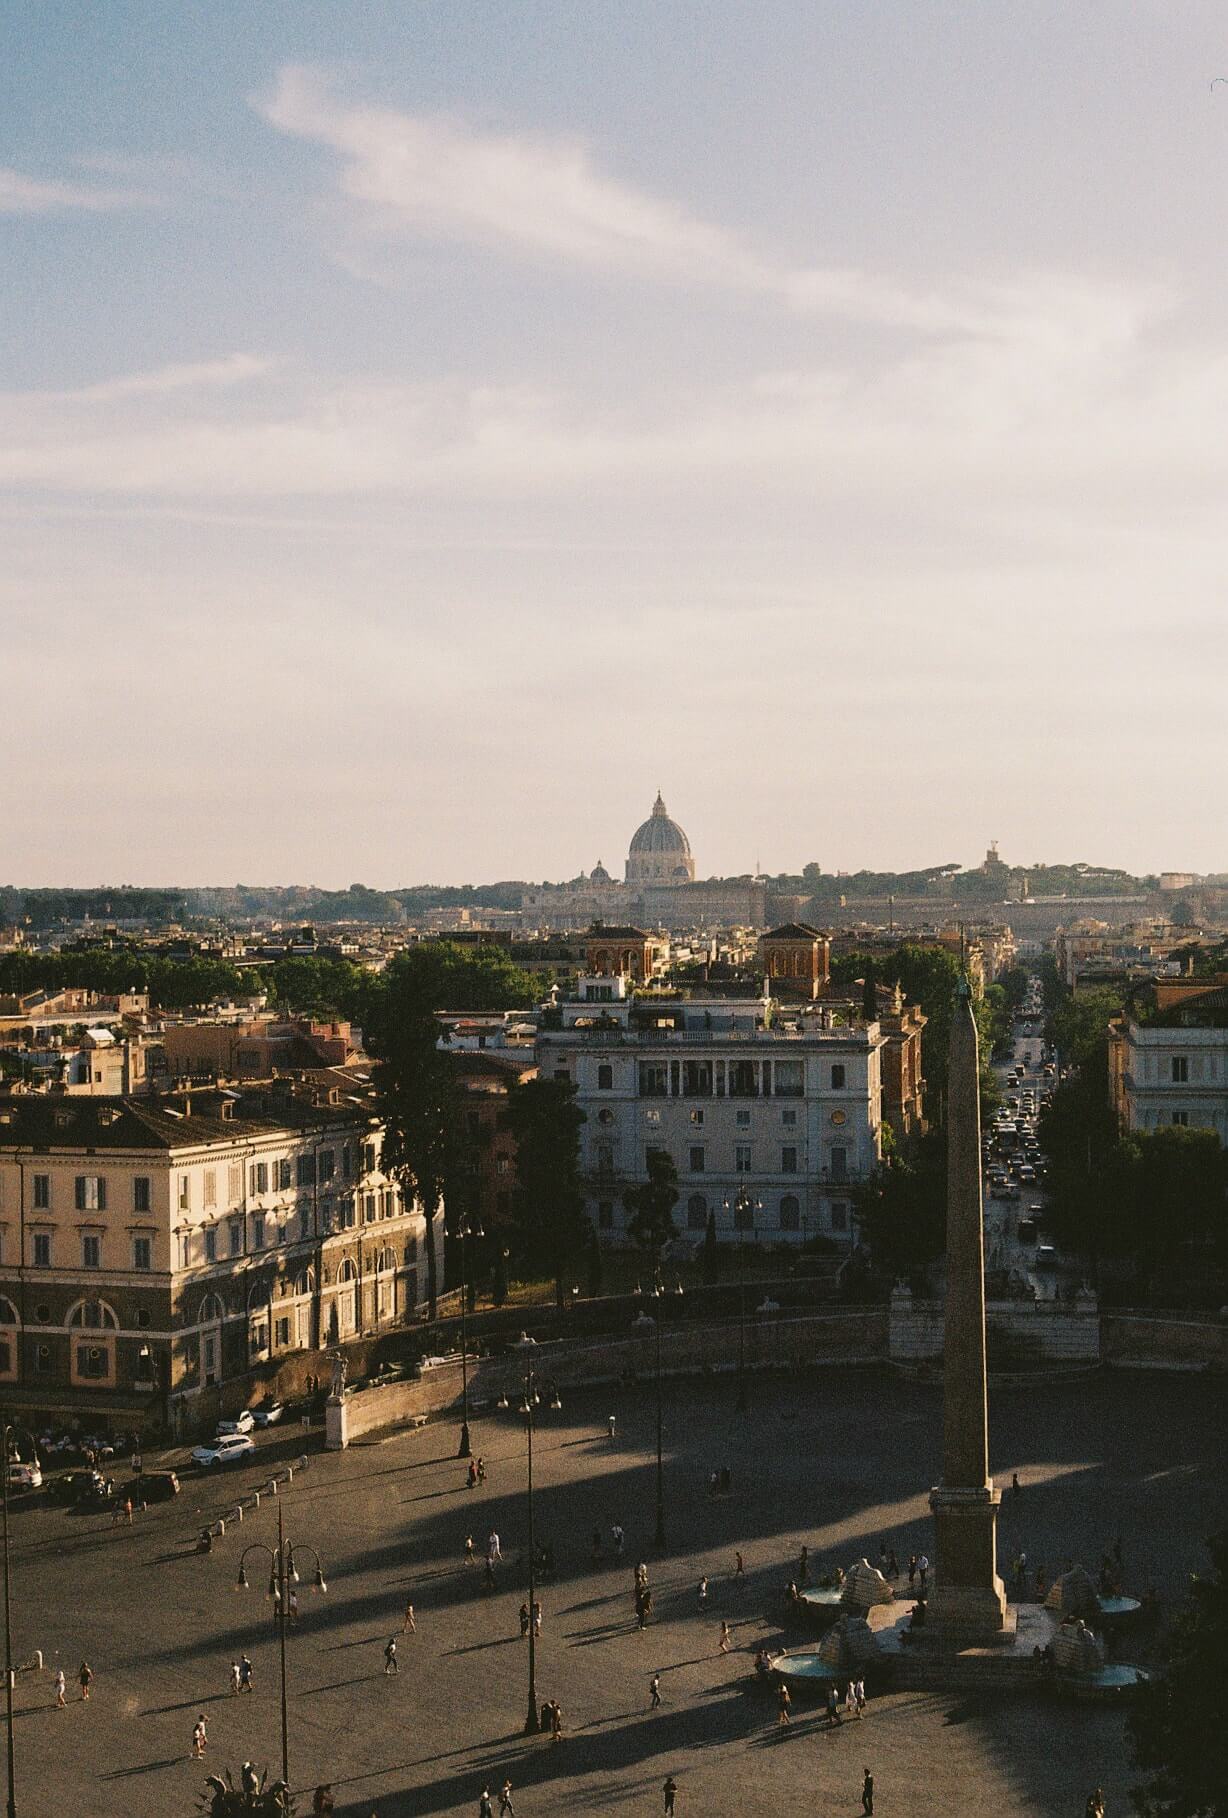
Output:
(7, 1367), (1224, 1817)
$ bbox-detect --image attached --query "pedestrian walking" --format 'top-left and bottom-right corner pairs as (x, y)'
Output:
(1012, 1471), (1021, 1498)
(719, 1621), (731, 1654)
(78, 1662), (93, 1701)
(640, 1589), (654, 1626)
(54, 1670), (66, 1709)
(1085, 1790), (1105, 1818)
(636, 1560), (649, 1589)
(468, 1460), (478, 1489)
(826, 1683), (841, 1726)
(608, 1415), (617, 1441)
(907, 1554), (917, 1590)
(488, 1531), (502, 1563)
(479, 1789), (493, 1818)
(465, 1534), (476, 1566)
(484, 1557), (496, 1592)
(532, 1600), (542, 1638)
(383, 1637), (399, 1675)
(499, 1780), (515, 1818)
(551, 1701), (563, 1742)
(862, 1768), (874, 1816)
(403, 1599), (416, 1634)
(918, 1553), (929, 1592)
(734, 1551), (745, 1580)
(229, 1661), (241, 1696)
(476, 1456), (486, 1482)
(288, 1587), (300, 1626)
(799, 1545), (810, 1586)
(887, 1550), (899, 1582)
(855, 1678), (866, 1717)
(697, 1576), (708, 1608)
(519, 1603), (530, 1639)
(845, 1680), (857, 1719)
(663, 1777), (677, 1817)
(191, 1715), (208, 1758)
(777, 1683), (791, 1726)
(612, 1522), (625, 1558)
(650, 1672), (662, 1708)
(239, 1654), (253, 1692)
(124, 1495), (133, 1525)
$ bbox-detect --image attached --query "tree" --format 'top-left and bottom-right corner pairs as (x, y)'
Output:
(364, 944), (539, 1319)
(623, 1150), (679, 1264)
(855, 1126), (947, 1278)
(504, 1077), (589, 1308)
(1128, 1531), (1228, 1818)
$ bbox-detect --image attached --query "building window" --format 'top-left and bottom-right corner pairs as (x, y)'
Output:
(178, 1175), (190, 1211)
(33, 1174), (50, 1210)
(252, 1214), (265, 1250)
(1171, 1111), (1189, 1127)
(781, 1146), (798, 1173)
(782, 1108), (797, 1127)
(275, 1317), (291, 1348)
(228, 1163), (242, 1202)
(1171, 1057), (1189, 1083)
(598, 1200), (614, 1229)
(687, 1193), (707, 1231)
(250, 1162), (268, 1195)
(735, 1144), (752, 1174)
(35, 1345), (52, 1375)
(297, 1154), (316, 1187)
(75, 1176), (106, 1212)
(831, 1201), (848, 1232)
(683, 1060), (713, 1098)
(229, 1217), (243, 1256)
(729, 1060), (758, 1099)
(32, 1233), (51, 1268)
(133, 1176), (151, 1213)
(644, 1109), (661, 1126)
(597, 1064), (614, 1091)
(689, 1146), (706, 1173)
(830, 1146), (848, 1181)
(364, 1194), (377, 1223)
(300, 1204), (312, 1240)
(779, 1194), (801, 1232)
(203, 1169), (217, 1209)
(277, 1158), (293, 1191)
(319, 1149), (335, 1182)
(736, 1108), (751, 1128)
(363, 1143), (377, 1174)
(178, 1233), (190, 1269)
(774, 1059), (804, 1097)
(690, 1108), (704, 1127)
(204, 1226), (218, 1263)
(82, 1235), (101, 1269)
(638, 1062), (669, 1098)
(133, 1236), (152, 1271)
(831, 1064), (846, 1090)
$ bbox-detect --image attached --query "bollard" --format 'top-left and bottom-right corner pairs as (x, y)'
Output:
(286, 1466), (294, 1482)
(253, 1491), (260, 1508)
(30, 1650), (43, 1673)
(216, 1519), (225, 1536)
(269, 1479), (278, 1496)
(234, 1505), (243, 1523)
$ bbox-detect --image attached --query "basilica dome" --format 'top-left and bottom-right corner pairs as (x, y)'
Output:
(626, 793), (695, 886)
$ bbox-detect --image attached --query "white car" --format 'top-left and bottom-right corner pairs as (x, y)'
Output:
(215, 1410), (255, 1437)
(248, 1401), (285, 1428)
(191, 1434), (257, 1469)
(6, 1463), (42, 1492)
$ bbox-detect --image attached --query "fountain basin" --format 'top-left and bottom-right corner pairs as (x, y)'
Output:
(767, 1650), (842, 1692)
(1058, 1663), (1150, 1702)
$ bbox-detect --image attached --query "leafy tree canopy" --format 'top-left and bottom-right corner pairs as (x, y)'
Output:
(623, 1149), (680, 1261)
(1128, 1531), (1228, 1818)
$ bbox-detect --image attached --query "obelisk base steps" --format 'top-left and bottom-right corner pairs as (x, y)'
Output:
(928, 1483), (1008, 1644)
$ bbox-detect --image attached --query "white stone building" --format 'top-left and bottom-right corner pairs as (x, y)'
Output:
(1109, 1019), (1228, 1144)
(536, 977), (885, 1247)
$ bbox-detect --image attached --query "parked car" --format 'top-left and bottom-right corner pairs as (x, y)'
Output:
(215, 1410), (255, 1437)
(74, 1479), (117, 1512)
(46, 1470), (106, 1506)
(127, 1469), (180, 1502)
(6, 1462), (43, 1492)
(248, 1401), (285, 1428)
(191, 1435), (256, 1469)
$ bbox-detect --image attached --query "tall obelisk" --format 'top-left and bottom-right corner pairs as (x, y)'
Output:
(927, 977), (1009, 1642)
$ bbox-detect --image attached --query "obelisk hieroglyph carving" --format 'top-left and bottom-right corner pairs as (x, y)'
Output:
(927, 977), (1008, 1641)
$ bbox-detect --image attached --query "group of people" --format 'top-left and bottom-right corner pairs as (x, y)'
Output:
(825, 1679), (868, 1723)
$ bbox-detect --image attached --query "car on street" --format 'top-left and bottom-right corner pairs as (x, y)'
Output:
(248, 1401), (285, 1427)
(74, 1479), (117, 1512)
(191, 1434), (257, 1469)
(216, 1410), (255, 1437)
(46, 1469), (107, 1505)
(126, 1469), (180, 1502)
(6, 1463), (43, 1492)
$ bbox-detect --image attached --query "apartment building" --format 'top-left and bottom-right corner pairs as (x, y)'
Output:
(1108, 991), (1228, 1144)
(536, 976), (885, 1248)
(0, 1075), (438, 1432)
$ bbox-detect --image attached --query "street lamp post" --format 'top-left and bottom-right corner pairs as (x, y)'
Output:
(456, 1217), (483, 1459)
(649, 1277), (683, 1552)
(237, 1496), (327, 1791)
(0, 1422), (34, 1818)
(723, 1193), (762, 1412)
(520, 1355), (540, 1734)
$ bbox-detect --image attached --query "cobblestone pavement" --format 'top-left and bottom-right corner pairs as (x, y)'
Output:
(6, 1365), (1223, 1818)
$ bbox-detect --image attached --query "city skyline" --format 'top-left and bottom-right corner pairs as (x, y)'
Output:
(4, 3), (1227, 882)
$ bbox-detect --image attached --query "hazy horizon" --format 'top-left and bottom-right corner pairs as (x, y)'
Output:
(5, 3), (1226, 883)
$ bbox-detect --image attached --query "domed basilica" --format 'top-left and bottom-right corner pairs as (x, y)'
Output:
(625, 792), (695, 887)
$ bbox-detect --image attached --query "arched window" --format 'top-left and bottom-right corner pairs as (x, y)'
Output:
(66, 1298), (119, 1330)
(687, 1193), (707, 1231)
(779, 1194), (801, 1233)
(197, 1293), (225, 1325)
(293, 1268), (315, 1297)
(0, 1298), (17, 1326)
(375, 1247), (396, 1273)
(336, 1258), (358, 1335)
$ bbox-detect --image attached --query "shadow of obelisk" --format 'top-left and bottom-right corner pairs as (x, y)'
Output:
(927, 976), (1010, 1643)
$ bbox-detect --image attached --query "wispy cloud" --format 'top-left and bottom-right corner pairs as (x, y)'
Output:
(29, 354), (277, 406)
(0, 165), (155, 215)
(259, 64), (1103, 338)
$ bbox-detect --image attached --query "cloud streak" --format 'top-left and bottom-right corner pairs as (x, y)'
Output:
(0, 165), (154, 215)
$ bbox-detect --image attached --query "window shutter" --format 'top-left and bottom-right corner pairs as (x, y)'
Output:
(75, 1176), (86, 1211)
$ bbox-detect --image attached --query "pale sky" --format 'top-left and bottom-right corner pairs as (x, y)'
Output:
(3, 2), (1227, 886)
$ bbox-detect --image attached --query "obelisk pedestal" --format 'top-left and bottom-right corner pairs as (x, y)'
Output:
(927, 979), (1008, 1644)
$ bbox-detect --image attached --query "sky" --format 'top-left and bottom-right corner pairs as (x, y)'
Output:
(3, 1), (1227, 887)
